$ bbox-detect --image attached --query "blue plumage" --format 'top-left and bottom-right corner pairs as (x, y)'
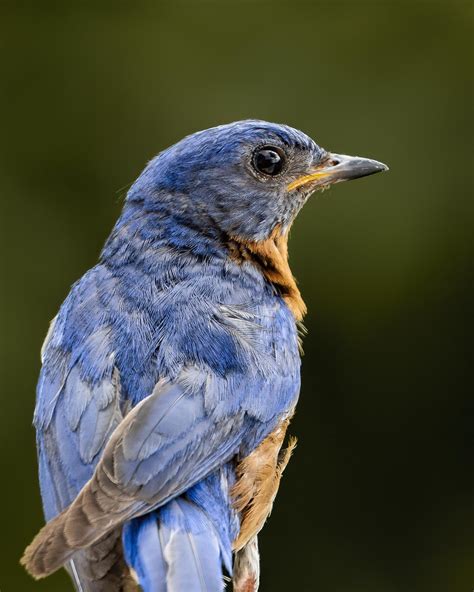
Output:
(123, 469), (238, 592)
(22, 120), (387, 591)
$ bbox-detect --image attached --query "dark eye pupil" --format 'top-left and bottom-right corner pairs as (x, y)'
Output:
(253, 147), (284, 175)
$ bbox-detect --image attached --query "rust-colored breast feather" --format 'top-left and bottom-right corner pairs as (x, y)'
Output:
(229, 226), (307, 322)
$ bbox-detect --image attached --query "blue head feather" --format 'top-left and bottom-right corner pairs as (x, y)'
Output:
(123, 119), (324, 242)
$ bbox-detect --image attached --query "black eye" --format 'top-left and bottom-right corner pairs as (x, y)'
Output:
(253, 146), (285, 176)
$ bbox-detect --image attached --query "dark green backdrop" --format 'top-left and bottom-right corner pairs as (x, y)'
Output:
(1, 2), (472, 591)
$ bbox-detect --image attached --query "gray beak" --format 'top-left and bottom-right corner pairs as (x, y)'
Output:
(287, 152), (388, 191)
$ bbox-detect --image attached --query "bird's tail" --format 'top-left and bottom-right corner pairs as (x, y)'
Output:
(123, 497), (228, 592)
(66, 530), (139, 592)
(22, 465), (237, 590)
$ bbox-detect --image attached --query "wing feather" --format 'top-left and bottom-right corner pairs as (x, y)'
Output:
(22, 366), (282, 579)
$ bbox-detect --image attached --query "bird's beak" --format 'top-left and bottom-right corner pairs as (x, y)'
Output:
(287, 152), (388, 192)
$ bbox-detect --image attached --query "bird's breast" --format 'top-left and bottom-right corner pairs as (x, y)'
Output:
(226, 225), (306, 321)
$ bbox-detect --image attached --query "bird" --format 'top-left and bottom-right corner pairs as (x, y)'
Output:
(21, 120), (387, 592)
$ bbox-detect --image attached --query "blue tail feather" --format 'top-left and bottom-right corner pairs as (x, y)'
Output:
(123, 512), (167, 592)
(123, 497), (230, 591)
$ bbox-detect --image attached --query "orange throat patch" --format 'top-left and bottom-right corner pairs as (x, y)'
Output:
(229, 226), (306, 321)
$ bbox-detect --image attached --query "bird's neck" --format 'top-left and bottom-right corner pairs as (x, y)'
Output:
(102, 205), (306, 321)
(228, 226), (306, 321)
(101, 203), (226, 264)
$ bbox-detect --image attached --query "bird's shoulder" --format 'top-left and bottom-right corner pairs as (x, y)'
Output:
(40, 254), (300, 406)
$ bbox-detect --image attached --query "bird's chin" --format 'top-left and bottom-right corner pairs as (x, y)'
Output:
(297, 181), (331, 198)
(313, 182), (332, 193)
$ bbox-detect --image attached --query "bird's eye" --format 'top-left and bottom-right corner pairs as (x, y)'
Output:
(252, 146), (286, 176)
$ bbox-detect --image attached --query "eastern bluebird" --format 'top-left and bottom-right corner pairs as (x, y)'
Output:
(22, 120), (387, 591)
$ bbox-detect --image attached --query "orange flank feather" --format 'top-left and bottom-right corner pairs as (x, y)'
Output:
(232, 415), (297, 551)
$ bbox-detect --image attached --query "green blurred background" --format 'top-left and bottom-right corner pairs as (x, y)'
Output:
(1, 1), (472, 590)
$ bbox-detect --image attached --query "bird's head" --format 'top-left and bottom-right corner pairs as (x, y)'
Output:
(127, 120), (388, 243)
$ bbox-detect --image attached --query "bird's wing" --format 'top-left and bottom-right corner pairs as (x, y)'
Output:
(35, 316), (123, 519)
(23, 364), (287, 579)
(33, 316), (133, 590)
